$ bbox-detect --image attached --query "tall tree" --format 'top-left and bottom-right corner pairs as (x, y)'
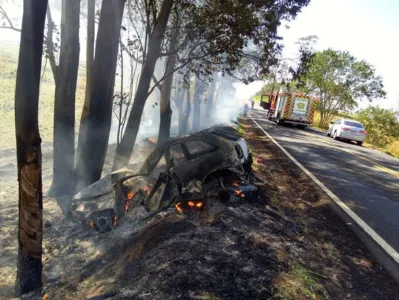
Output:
(113, 0), (174, 171)
(205, 73), (217, 122)
(300, 49), (386, 127)
(76, 0), (95, 169)
(157, 54), (176, 144)
(75, 0), (126, 189)
(175, 69), (191, 136)
(14, 0), (47, 295)
(48, 0), (81, 197)
(192, 75), (203, 131)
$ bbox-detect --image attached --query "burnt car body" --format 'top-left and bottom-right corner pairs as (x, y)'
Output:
(71, 127), (255, 232)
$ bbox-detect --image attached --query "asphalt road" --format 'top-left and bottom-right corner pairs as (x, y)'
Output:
(249, 109), (399, 252)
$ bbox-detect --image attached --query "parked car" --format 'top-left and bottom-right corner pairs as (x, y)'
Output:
(326, 119), (367, 145)
(70, 126), (257, 232)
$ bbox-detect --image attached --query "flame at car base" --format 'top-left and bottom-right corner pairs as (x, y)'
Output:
(175, 200), (204, 213)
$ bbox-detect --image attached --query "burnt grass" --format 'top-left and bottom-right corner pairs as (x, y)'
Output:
(15, 122), (399, 300)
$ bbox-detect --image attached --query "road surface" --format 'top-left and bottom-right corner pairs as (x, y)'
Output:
(250, 109), (399, 252)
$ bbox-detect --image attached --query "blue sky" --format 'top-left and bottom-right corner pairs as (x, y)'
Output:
(236, 0), (399, 110)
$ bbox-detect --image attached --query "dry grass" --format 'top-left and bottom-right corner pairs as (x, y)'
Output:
(272, 264), (330, 300)
(0, 47), (87, 149)
(386, 140), (399, 157)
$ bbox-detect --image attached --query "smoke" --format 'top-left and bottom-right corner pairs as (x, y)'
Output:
(108, 69), (258, 147)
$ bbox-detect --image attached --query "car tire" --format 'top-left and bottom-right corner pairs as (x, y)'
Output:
(326, 130), (331, 137)
(333, 131), (339, 140)
(357, 141), (363, 146)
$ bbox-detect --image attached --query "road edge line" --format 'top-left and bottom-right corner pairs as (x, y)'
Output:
(249, 115), (399, 284)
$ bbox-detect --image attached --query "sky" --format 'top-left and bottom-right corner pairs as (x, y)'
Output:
(235, 0), (399, 111)
(1, 0), (398, 111)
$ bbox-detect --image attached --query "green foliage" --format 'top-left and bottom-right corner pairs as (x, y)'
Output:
(175, 0), (311, 82)
(357, 106), (399, 147)
(273, 264), (330, 300)
(300, 49), (386, 127)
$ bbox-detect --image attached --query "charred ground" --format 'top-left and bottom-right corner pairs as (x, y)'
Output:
(2, 120), (399, 299)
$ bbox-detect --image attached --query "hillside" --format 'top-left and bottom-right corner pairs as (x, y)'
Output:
(0, 42), (86, 149)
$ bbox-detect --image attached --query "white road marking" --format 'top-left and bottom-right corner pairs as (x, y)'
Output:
(249, 115), (399, 264)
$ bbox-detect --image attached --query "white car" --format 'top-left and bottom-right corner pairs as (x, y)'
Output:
(326, 119), (367, 146)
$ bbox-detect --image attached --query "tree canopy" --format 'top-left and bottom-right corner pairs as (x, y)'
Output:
(299, 49), (386, 126)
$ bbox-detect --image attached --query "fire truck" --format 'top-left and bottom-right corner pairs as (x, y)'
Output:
(259, 91), (317, 129)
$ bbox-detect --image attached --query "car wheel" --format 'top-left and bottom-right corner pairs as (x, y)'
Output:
(326, 130), (331, 137)
(357, 141), (363, 146)
(333, 131), (339, 140)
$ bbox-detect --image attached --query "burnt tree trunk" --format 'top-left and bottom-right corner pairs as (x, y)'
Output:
(157, 54), (176, 144)
(205, 73), (217, 123)
(76, 0), (95, 171)
(182, 82), (191, 134)
(49, 0), (81, 197)
(113, 0), (174, 171)
(192, 76), (202, 132)
(75, 0), (126, 190)
(14, 0), (47, 295)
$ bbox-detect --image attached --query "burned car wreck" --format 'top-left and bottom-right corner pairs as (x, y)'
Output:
(71, 127), (262, 232)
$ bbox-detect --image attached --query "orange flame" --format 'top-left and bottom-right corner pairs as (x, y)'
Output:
(188, 201), (195, 207)
(175, 202), (183, 213)
(232, 182), (239, 187)
(113, 216), (117, 226)
(125, 191), (135, 211)
(89, 220), (94, 228)
(234, 190), (242, 195)
(196, 201), (204, 208)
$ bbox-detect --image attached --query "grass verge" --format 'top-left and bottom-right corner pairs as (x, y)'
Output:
(238, 117), (399, 299)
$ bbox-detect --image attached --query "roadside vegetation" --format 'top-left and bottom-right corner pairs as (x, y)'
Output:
(312, 108), (399, 157)
(238, 118), (399, 300)
(253, 39), (399, 157)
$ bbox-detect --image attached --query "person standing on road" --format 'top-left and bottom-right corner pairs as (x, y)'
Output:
(251, 99), (255, 109)
(243, 103), (249, 117)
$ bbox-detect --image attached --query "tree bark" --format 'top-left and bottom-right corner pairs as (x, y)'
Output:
(45, 5), (58, 84)
(75, 0), (126, 190)
(48, 0), (81, 197)
(205, 73), (217, 123)
(14, 0), (47, 295)
(113, 0), (174, 171)
(76, 0), (95, 169)
(181, 80), (191, 135)
(192, 76), (202, 132)
(157, 54), (176, 144)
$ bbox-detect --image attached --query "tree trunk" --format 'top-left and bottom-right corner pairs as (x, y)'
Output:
(45, 5), (58, 84)
(205, 73), (217, 123)
(75, 0), (126, 190)
(14, 0), (47, 295)
(157, 55), (176, 144)
(192, 76), (202, 132)
(113, 0), (174, 171)
(76, 0), (95, 169)
(48, 0), (81, 197)
(181, 81), (191, 134)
